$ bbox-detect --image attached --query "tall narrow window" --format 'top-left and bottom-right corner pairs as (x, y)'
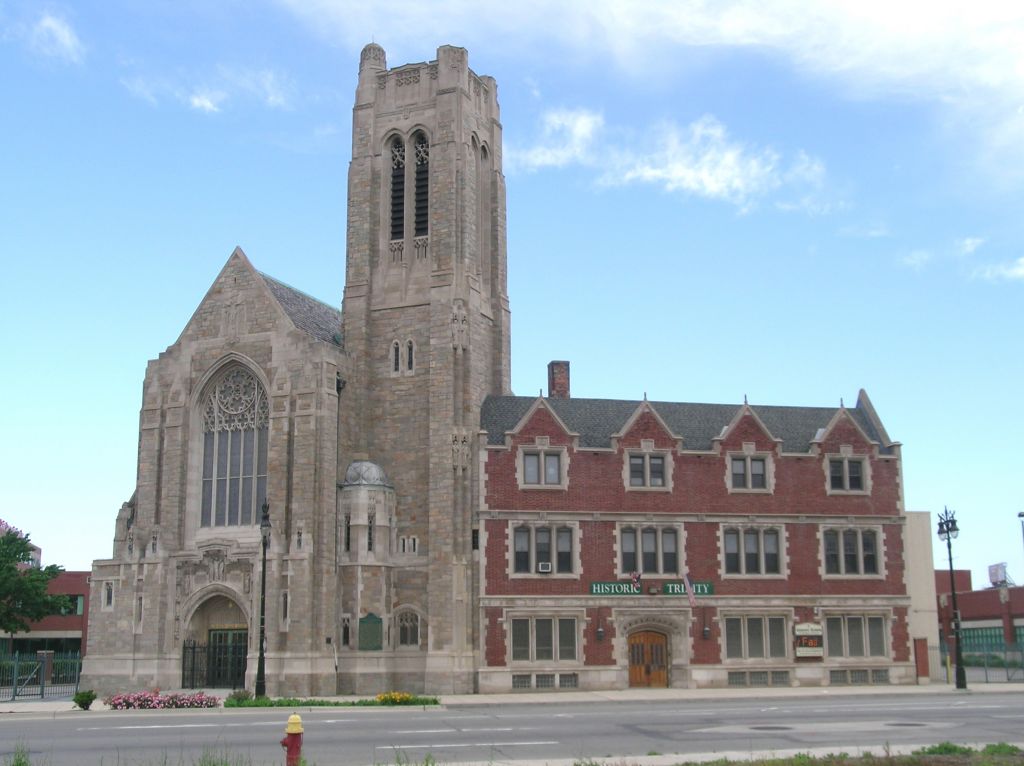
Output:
(535, 527), (551, 569)
(641, 527), (658, 572)
(514, 527), (530, 573)
(390, 138), (405, 240)
(398, 612), (420, 647)
(662, 529), (678, 573)
(478, 144), (492, 292)
(621, 528), (637, 573)
(557, 527), (573, 573)
(406, 340), (414, 371)
(367, 512), (375, 552)
(201, 367), (268, 528)
(392, 341), (400, 373)
(413, 133), (429, 236)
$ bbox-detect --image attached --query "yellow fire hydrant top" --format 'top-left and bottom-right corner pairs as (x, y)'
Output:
(285, 713), (304, 734)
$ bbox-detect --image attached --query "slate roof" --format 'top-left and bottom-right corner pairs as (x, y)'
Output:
(480, 395), (893, 454)
(260, 273), (342, 346)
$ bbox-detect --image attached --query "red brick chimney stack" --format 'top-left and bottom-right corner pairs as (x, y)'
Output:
(547, 360), (570, 399)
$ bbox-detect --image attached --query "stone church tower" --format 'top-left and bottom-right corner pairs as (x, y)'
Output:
(336, 43), (510, 693)
(82, 44), (509, 696)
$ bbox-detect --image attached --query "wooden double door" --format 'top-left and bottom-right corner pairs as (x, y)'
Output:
(628, 630), (668, 687)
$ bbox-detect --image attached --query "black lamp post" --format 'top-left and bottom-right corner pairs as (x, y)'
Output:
(937, 507), (967, 690)
(1018, 512), (1024, 565)
(255, 501), (271, 697)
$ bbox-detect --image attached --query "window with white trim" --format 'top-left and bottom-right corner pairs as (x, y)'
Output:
(724, 615), (788, 659)
(513, 524), (574, 574)
(511, 617), (577, 662)
(200, 367), (268, 528)
(731, 455), (768, 490)
(825, 615), (887, 657)
(629, 453), (666, 487)
(828, 457), (867, 492)
(519, 446), (566, 489)
(620, 525), (678, 574)
(724, 527), (781, 575)
(823, 528), (879, 575)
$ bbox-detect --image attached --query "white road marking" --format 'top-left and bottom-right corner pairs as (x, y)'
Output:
(384, 740), (558, 749)
(394, 729), (457, 734)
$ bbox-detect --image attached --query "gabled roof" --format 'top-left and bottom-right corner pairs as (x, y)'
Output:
(260, 273), (342, 346)
(480, 395), (894, 454)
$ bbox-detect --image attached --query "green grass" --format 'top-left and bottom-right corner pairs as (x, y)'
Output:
(3, 745), (33, 766)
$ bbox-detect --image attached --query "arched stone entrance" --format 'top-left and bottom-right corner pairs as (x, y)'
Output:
(182, 593), (248, 689)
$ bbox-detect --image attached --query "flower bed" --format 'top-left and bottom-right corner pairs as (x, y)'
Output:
(104, 690), (220, 709)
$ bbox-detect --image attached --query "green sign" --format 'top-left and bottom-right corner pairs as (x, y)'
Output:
(589, 581), (714, 596)
(662, 581), (714, 596)
(590, 581), (641, 595)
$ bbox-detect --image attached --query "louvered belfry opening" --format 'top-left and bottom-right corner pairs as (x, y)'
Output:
(413, 132), (429, 237)
(390, 137), (405, 241)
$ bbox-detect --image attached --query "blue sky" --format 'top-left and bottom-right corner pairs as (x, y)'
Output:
(2, 1), (1022, 587)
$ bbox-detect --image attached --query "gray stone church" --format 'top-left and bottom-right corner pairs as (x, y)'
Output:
(83, 43), (508, 695)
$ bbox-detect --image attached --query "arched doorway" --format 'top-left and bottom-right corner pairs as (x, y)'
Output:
(182, 594), (248, 689)
(628, 630), (668, 687)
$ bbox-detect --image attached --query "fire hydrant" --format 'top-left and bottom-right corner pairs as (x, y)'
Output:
(279, 713), (303, 766)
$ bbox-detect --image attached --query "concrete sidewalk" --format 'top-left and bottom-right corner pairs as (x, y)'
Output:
(0, 681), (1017, 717)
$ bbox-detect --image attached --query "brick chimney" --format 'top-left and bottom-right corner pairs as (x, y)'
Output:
(547, 360), (570, 399)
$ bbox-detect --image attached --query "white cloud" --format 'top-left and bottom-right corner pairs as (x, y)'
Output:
(189, 90), (226, 113)
(120, 67), (292, 113)
(957, 237), (985, 256)
(275, 1), (1024, 176)
(609, 116), (781, 206)
(901, 249), (933, 270)
(221, 67), (293, 109)
(840, 224), (890, 239)
(507, 108), (603, 171)
(975, 257), (1024, 281)
(29, 13), (83, 63)
(120, 76), (159, 106)
(510, 110), (823, 209)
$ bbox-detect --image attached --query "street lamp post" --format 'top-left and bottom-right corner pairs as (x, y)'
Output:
(1018, 512), (1024, 568)
(937, 507), (967, 690)
(255, 501), (271, 698)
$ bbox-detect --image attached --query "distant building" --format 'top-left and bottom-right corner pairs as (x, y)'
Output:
(1, 569), (90, 655)
(935, 569), (1024, 653)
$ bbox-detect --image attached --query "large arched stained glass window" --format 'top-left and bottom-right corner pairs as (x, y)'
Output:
(201, 367), (269, 527)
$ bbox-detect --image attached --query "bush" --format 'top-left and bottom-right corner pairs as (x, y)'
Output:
(981, 743), (1022, 755)
(913, 742), (975, 756)
(226, 688), (253, 704)
(224, 692), (439, 708)
(73, 689), (97, 710)
(104, 689), (220, 709)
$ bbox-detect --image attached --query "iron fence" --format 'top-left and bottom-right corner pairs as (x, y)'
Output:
(939, 641), (1024, 683)
(0, 652), (82, 701)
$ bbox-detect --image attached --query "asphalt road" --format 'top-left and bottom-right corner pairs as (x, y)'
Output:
(3, 691), (1023, 766)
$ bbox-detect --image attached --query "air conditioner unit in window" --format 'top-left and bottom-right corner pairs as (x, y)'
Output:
(537, 562), (553, 573)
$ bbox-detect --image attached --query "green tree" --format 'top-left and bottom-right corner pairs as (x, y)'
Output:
(0, 519), (69, 634)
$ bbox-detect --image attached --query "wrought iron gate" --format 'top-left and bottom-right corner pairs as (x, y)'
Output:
(182, 630), (247, 689)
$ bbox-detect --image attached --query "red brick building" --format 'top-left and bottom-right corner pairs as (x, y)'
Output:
(935, 569), (1024, 654)
(1, 571), (91, 655)
(476, 361), (932, 691)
